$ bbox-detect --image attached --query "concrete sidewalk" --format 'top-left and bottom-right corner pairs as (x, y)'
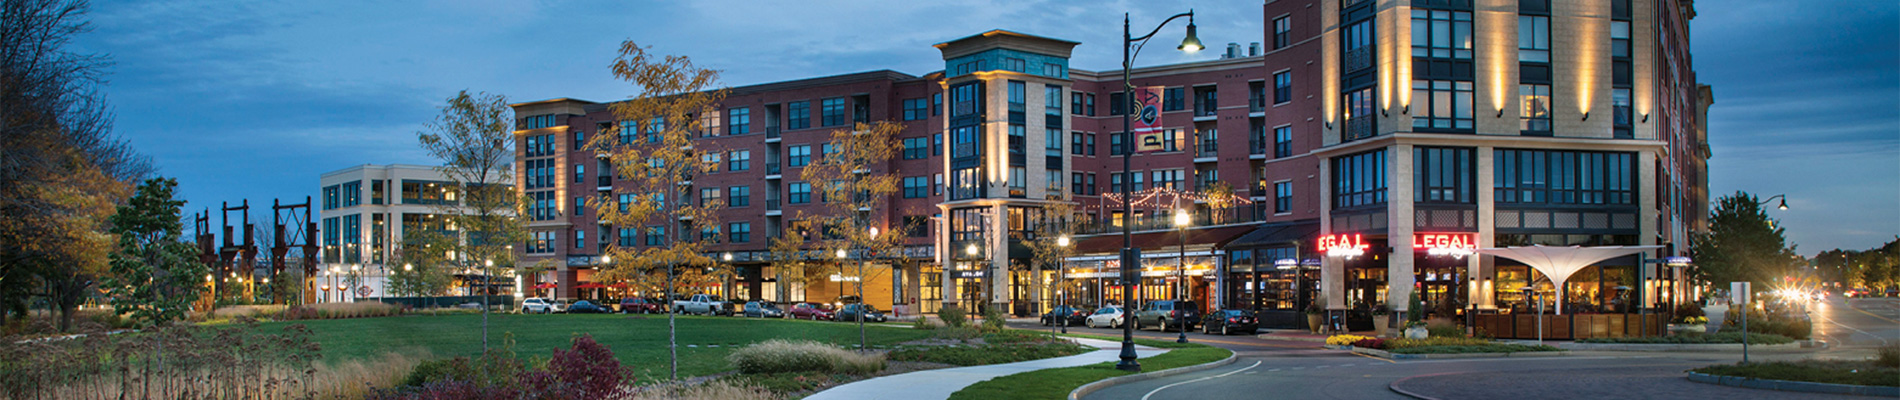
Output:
(804, 337), (1165, 400)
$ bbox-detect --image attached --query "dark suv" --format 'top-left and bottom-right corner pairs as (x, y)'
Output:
(1133, 300), (1199, 332)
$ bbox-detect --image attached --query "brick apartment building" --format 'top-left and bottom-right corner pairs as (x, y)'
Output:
(509, 0), (1710, 327)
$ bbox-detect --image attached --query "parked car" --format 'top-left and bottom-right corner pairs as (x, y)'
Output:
(1133, 300), (1199, 332)
(1200, 309), (1258, 335)
(1084, 306), (1125, 329)
(567, 300), (611, 314)
(522, 298), (557, 314)
(744, 301), (784, 318)
(619, 297), (665, 314)
(1040, 305), (1091, 326)
(836, 304), (886, 322)
(789, 302), (836, 320)
(672, 294), (731, 316)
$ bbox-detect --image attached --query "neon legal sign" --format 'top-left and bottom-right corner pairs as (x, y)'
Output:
(1415, 233), (1475, 257)
(1317, 234), (1368, 257)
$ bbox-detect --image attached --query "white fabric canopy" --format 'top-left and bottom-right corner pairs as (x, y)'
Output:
(1477, 245), (1661, 314)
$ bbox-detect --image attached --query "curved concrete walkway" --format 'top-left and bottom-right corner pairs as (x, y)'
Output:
(806, 337), (1165, 400)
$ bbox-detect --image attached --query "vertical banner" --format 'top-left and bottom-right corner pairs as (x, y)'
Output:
(1131, 86), (1167, 153)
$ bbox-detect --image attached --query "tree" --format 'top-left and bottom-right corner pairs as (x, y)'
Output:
(1019, 201), (1077, 316)
(0, 0), (150, 330)
(798, 121), (905, 349)
(386, 229), (458, 297)
(1690, 191), (1796, 290)
(102, 178), (206, 328)
(1848, 238), (1899, 293)
(587, 41), (728, 380)
(417, 90), (531, 352)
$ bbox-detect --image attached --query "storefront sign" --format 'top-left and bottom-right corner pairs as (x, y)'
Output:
(953, 270), (987, 279)
(1415, 233), (1475, 257)
(1318, 233), (1368, 257)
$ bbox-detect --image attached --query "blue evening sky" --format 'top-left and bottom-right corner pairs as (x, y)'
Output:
(73, 0), (1897, 254)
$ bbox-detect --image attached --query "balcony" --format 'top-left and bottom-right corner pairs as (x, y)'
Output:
(766, 126), (780, 138)
(1249, 94), (1266, 113)
(1250, 185), (1268, 197)
(766, 162), (781, 177)
(597, 176), (612, 189)
(766, 199), (781, 211)
(1196, 141), (1219, 159)
(1249, 138), (1267, 156)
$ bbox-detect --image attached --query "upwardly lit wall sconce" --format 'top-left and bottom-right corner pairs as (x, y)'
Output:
(1640, 113), (1649, 123)
(1581, 111), (1590, 121)
(1496, 109), (1504, 118)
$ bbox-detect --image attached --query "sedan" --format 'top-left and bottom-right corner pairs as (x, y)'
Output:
(1200, 309), (1258, 335)
(744, 301), (785, 318)
(1040, 305), (1090, 326)
(836, 304), (886, 322)
(1084, 307), (1125, 329)
(566, 300), (611, 314)
(789, 302), (836, 320)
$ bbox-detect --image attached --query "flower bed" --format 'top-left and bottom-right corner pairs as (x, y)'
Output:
(1325, 334), (1373, 346)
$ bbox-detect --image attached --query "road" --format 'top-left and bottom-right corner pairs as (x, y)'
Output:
(1042, 299), (1898, 400)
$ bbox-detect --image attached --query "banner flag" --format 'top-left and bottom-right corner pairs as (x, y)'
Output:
(1130, 86), (1167, 153)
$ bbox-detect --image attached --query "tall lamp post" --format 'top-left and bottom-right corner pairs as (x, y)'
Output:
(1173, 209), (1191, 343)
(859, 227), (876, 351)
(1058, 235), (1071, 334)
(1117, 9), (1202, 372)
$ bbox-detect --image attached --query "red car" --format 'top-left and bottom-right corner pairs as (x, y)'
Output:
(788, 302), (836, 320)
(619, 297), (666, 314)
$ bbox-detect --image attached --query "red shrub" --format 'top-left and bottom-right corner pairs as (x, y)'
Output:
(1351, 338), (1387, 349)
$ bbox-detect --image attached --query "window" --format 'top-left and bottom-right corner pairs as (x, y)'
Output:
(1611, 21), (1632, 58)
(1273, 72), (1293, 104)
(1045, 129), (1062, 156)
(788, 182), (812, 204)
(1331, 149), (1388, 208)
(1043, 62), (1065, 77)
(903, 137), (929, 159)
(1007, 81), (1025, 111)
(903, 176), (928, 198)
(645, 226), (665, 246)
(1109, 92), (1125, 115)
(520, 114), (559, 129)
(1085, 94), (1096, 116)
(951, 126), (978, 158)
(1520, 84), (1552, 133)
(574, 229), (585, 249)
(701, 152), (721, 173)
(1343, 20), (1376, 71)
(787, 101), (810, 130)
(574, 196), (586, 216)
(821, 97), (845, 126)
(1109, 132), (1124, 155)
(619, 120), (638, 144)
(1072, 172), (1086, 195)
(729, 185), (750, 207)
(618, 228), (637, 247)
(1343, 87), (1376, 141)
(934, 173), (944, 195)
(950, 167), (981, 200)
(322, 185), (339, 209)
(617, 193), (634, 213)
(1275, 182), (1293, 213)
(1272, 16), (1291, 49)
(903, 216), (929, 238)
(698, 109), (721, 138)
(931, 93), (942, 116)
(728, 222), (751, 243)
(647, 117), (664, 143)
(1005, 57), (1026, 72)
(728, 107), (750, 135)
(574, 164), (584, 183)
(1070, 132), (1085, 155)
(1046, 169), (1062, 192)
(1612, 88), (1633, 138)
(1414, 147), (1475, 203)
(573, 130), (586, 150)
(1045, 85), (1062, 115)
(1518, 15), (1550, 62)
(902, 98), (928, 121)
(1152, 169), (1184, 190)
(1274, 126), (1293, 158)
(1163, 87), (1184, 111)
(1086, 133), (1096, 155)
(728, 150), (750, 171)
(1494, 149), (1635, 205)
(699, 187), (721, 207)
(528, 231), (555, 254)
(1008, 167), (1026, 190)
(1072, 93), (1087, 115)
(788, 145), (811, 167)
(1412, 80), (1475, 130)
(1412, 10), (1473, 59)
(932, 133), (943, 156)
(951, 82), (979, 116)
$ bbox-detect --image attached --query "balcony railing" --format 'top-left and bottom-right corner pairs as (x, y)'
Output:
(597, 176), (611, 187)
(1250, 185), (1268, 197)
(1250, 94), (1266, 112)
(766, 199), (781, 211)
(1195, 105), (1218, 117)
(1249, 138), (1267, 155)
(766, 126), (780, 138)
(766, 162), (781, 175)
(1198, 141), (1219, 158)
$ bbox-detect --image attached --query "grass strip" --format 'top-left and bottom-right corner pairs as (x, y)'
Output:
(946, 345), (1231, 400)
(1694, 360), (1898, 387)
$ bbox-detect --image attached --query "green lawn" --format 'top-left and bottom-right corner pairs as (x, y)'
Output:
(255, 313), (930, 380)
(1694, 360), (1898, 387)
(946, 339), (1231, 400)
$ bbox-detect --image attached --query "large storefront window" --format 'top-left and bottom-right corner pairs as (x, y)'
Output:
(1493, 263), (1637, 314)
(1494, 149), (1635, 205)
(1331, 149), (1388, 209)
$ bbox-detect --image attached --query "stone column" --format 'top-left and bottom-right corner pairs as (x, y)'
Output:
(1475, 146), (1497, 310)
(1388, 145), (1416, 319)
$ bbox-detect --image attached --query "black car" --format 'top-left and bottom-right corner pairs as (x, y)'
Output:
(566, 300), (611, 314)
(836, 304), (886, 322)
(743, 301), (784, 318)
(1133, 300), (1200, 332)
(1200, 309), (1258, 335)
(1039, 305), (1091, 326)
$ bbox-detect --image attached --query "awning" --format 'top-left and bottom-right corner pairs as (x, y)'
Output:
(1476, 245), (1661, 315)
(574, 282), (606, 289)
(532, 283), (556, 289)
(1223, 220), (1322, 249)
(1072, 225), (1256, 255)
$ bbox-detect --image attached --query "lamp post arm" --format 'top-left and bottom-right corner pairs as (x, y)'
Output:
(1128, 12), (1195, 44)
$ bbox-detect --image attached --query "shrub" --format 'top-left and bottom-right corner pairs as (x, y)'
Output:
(1350, 338), (1387, 349)
(912, 317), (937, 330)
(1387, 336), (1493, 349)
(1674, 303), (1705, 320)
(932, 326), (981, 341)
(938, 306), (968, 328)
(1425, 317), (1464, 338)
(726, 339), (885, 375)
(979, 307), (1007, 333)
(518, 335), (632, 399)
(633, 381), (783, 400)
(1722, 307), (1812, 340)
(380, 335), (630, 400)
(1877, 343), (1899, 368)
(1325, 334), (1373, 346)
(886, 342), (1089, 366)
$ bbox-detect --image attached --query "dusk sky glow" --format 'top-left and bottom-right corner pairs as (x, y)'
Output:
(74, 0), (1897, 254)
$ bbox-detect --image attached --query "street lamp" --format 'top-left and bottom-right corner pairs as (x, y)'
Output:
(1058, 235), (1072, 334)
(1757, 194), (1789, 211)
(1116, 8), (1200, 372)
(1173, 209), (1191, 343)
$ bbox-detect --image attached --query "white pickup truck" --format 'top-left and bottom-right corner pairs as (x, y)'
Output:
(672, 294), (731, 316)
